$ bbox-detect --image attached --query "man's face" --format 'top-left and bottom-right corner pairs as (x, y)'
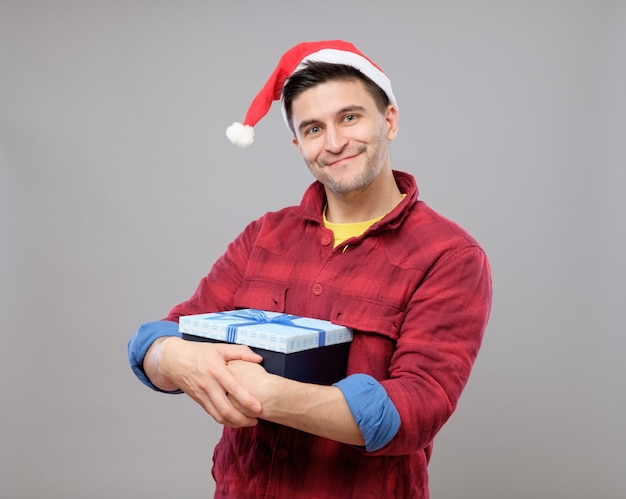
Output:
(290, 79), (398, 197)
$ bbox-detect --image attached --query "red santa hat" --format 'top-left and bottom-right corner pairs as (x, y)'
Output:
(225, 39), (397, 147)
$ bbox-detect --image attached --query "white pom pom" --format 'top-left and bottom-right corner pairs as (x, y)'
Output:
(226, 122), (255, 147)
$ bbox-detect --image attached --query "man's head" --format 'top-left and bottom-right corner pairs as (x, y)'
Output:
(225, 40), (397, 148)
(286, 74), (398, 198)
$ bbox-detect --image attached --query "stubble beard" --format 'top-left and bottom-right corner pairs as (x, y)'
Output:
(307, 131), (388, 197)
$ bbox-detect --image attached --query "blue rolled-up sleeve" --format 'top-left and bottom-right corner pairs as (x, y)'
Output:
(333, 373), (401, 452)
(127, 320), (183, 393)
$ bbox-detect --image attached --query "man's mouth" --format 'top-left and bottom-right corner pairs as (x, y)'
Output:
(321, 151), (361, 168)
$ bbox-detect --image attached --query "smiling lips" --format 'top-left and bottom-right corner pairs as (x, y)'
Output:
(325, 155), (356, 167)
(320, 148), (364, 168)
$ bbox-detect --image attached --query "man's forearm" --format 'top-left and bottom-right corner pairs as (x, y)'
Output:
(264, 376), (365, 446)
(230, 363), (365, 446)
(144, 337), (180, 392)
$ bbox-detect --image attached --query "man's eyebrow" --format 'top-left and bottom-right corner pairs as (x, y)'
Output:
(339, 105), (367, 114)
(296, 105), (368, 134)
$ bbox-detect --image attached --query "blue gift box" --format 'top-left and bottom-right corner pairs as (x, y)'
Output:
(179, 309), (353, 385)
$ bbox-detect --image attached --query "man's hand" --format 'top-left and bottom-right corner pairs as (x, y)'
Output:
(226, 360), (274, 417)
(144, 337), (264, 428)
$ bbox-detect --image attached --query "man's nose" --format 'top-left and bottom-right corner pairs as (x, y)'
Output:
(324, 126), (348, 153)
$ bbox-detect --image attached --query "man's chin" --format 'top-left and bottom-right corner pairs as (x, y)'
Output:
(324, 177), (373, 197)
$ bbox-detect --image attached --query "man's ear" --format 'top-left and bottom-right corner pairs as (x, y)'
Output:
(292, 137), (300, 149)
(385, 105), (399, 141)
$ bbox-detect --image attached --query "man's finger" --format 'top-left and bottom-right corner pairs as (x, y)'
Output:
(215, 369), (263, 415)
(217, 344), (264, 364)
(186, 381), (259, 427)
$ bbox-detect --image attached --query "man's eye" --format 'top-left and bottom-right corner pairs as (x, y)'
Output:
(307, 126), (321, 135)
(344, 114), (357, 122)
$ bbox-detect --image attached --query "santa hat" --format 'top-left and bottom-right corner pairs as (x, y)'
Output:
(225, 40), (397, 147)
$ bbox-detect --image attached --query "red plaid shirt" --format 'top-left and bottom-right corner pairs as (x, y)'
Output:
(166, 171), (492, 498)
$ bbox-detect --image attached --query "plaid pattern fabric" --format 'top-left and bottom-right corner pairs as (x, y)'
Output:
(166, 171), (492, 498)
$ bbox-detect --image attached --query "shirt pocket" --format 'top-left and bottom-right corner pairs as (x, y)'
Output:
(330, 296), (405, 341)
(233, 278), (288, 313)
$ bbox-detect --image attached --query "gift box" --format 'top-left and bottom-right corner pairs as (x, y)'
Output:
(179, 309), (353, 385)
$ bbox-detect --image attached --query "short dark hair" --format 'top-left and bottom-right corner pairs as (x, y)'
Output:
(282, 61), (391, 135)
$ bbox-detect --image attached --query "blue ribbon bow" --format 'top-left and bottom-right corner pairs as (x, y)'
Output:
(219, 309), (327, 346)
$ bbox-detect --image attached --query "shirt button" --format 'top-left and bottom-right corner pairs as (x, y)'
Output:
(321, 235), (332, 246)
(312, 283), (323, 295)
(277, 448), (289, 459)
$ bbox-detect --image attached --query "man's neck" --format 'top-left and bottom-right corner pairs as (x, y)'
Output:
(324, 169), (403, 224)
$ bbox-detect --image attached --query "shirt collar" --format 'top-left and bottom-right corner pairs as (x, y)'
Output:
(297, 170), (419, 229)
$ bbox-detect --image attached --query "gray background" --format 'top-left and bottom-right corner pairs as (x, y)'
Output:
(1, 1), (624, 498)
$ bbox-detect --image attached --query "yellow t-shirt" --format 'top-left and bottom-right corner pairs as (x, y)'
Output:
(324, 212), (384, 248)
(323, 195), (407, 248)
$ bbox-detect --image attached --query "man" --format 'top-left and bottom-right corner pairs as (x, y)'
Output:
(128, 40), (492, 498)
